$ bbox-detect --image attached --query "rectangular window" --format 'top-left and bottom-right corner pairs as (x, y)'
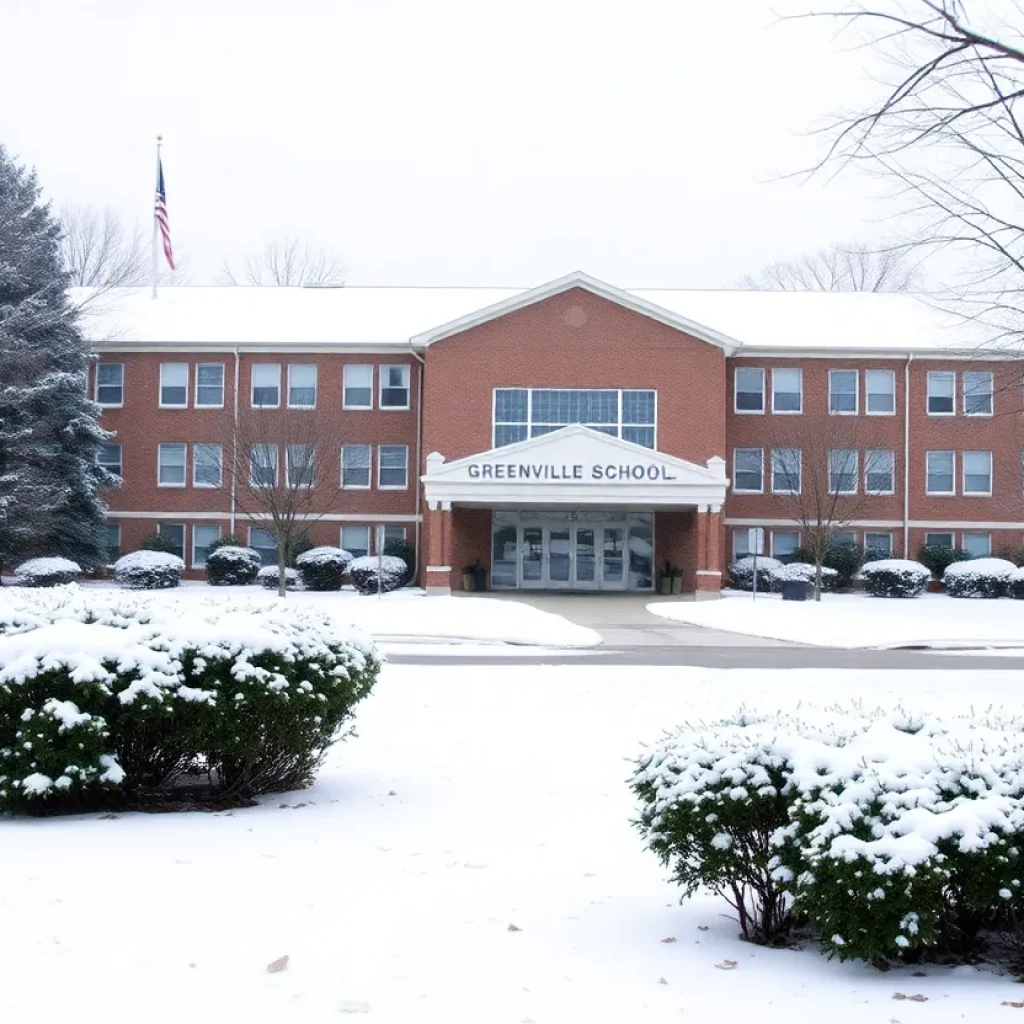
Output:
(288, 363), (317, 408)
(341, 525), (370, 559)
(771, 368), (802, 413)
(963, 371), (994, 416)
(193, 443), (223, 487)
(733, 529), (751, 559)
(378, 444), (408, 488)
(828, 369), (858, 414)
(926, 450), (955, 495)
(249, 443), (278, 487)
(865, 531), (893, 558)
(249, 527), (278, 566)
(927, 370), (955, 415)
(286, 444), (315, 487)
(771, 530), (800, 563)
(103, 523), (121, 563)
(925, 532), (954, 549)
(380, 365), (411, 409)
(192, 524), (221, 568)
(963, 532), (992, 558)
(195, 363), (225, 407)
(343, 364), (373, 409)
(832, 531), (858, 547)
(96, 363), (124, 406)
(828, 448), (858, 494)
(734, 367), (765, 413)
(159, 363), (188, 407)
(771, 447), (801, 494)
(157, 523), (185, 560)
(98, 442), (122, 479)
(382, 525), (407, 544)
(865, 369), (896, 415)
(963, 450), (992, 495)
(251, 364), (281, 408)
(733, 448), (764, 493)
(865, 449), (895, 494)
(157, 443), (186, 486)
(341, 444), (371, 488)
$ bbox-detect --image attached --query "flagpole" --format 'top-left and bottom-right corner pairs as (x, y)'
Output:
(152, 135), (161, 299)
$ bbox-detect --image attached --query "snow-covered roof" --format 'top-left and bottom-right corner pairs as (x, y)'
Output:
(74, 272), (1003, 357)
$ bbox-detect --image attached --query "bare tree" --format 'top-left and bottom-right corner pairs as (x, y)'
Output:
(59, 205), (148, 288)
(739, 240), (927, 290)
(218, 235), (347, 286)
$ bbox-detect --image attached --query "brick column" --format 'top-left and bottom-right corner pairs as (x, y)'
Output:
(695, 504), (722, 600)
(425, 502), (453, 596)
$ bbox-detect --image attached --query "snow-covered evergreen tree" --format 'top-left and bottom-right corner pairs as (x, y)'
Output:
(0, 144), (114, 570)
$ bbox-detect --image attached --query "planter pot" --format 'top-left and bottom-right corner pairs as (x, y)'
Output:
(658, 574), (673, 595)
(671, 574), (684, 595)
(462, 572), (475, 592)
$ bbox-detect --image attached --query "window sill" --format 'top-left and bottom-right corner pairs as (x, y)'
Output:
(732, 489), (765, 495)
(828, 410), (859, 417)
(378, 485), (409, 491)
(193, 482), (221, 489)
(733, 408), (765, 415)
(866, 410), (896, 417)
(195, 403), (225, 410)
(771, 409), (803, 416)
(341, 485), (371, 491)
(926, 411), (956, 418)
(159, 404), (189, 410)
(97, 403), (124, 409)
(379, 406), (411, 412)
(157, 483), (186, 489)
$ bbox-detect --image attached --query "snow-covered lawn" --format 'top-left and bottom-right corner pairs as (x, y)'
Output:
(649, 590), (1024, 649)
(4, 664), (1024, 1023)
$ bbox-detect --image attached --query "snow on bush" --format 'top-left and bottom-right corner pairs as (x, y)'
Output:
(0, 588), (380, 813)
(768, 562), (839, 593)
(1010, 566), (1024, 600)
(943, 557), (1017, 599)
(256, 565), (299, 590)
(858, 559), (930, 598)
(728, 556), (782, 592)
(113, 550), (184, 590)
(205, 545), (262, 586)
(349, 555), (407, 595)
(295, 546), (353, 591)
(12, 557), (82, 588)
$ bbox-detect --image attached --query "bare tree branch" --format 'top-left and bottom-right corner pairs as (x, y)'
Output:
(59, 205), (148, 289)
(218, 235), (347, 287)
(739, 239), (927, 290)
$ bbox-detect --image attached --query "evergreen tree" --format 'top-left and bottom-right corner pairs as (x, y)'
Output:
(0, 144), (114, 570)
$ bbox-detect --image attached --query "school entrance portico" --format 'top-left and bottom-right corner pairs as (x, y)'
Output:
(420, 425), (728, 595)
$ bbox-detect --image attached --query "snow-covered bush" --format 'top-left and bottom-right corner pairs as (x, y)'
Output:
(113, 551), (184, 590)
(728, 556), (781, 592)
(13, 557), (82, 588)
(1010, 566), (1024, 600)
(918, 543), (971, 579)
(295, 546), (352, 591)
(858, 559), (930, 598)
(256, 565), (299, 590)
(349, 555), (407, 595)
(768, 562), (839, 594)
(205, 545), (262, 586)
(943, 557), (1016, 599)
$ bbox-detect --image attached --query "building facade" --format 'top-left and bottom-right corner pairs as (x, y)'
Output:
(83, 272), (1024, 594)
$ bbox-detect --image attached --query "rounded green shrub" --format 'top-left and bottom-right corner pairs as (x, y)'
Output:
(349, 555), (407, 595)
(205, 545), (262, 586)
(943, 558), (1016, 599)
(859, 559), (929, 598)
(113, 551), (184, 590)
(13, 557), (82, 588)
(295, 546), (352, 591)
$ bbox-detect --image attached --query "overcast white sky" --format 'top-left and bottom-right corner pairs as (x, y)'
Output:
(0, 0), (896, 287)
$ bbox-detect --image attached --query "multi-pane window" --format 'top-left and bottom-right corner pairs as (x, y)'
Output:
(195, 363), (225, 407)
(735, 367), (765, 413)
(493, 388), (656, 448)
(192, 524), (221, 567)
(159, 363), (188, 407)
(103, 523), (121, 563)
(193, 443), (222, 487)
(828, 448), (858, 494)
(833, 531), (858, 548)
(98, 442), (122, 479)
(927, 371), (955, 414)
(249, 443), (278, 487)
(341, 525), (370, 559)
(926, 450), (954, 494)
(925, 532), (954, 549)
(865, 449), (895, 494)
(288, 364), (317, 408)
(378, 444), (408, 488)
(771, 530), (800, 563)
(866, 369), (896, 415)
(733, 448), (763, 493)
(286, 444), (315, 487)
(963, 450), (992, 495)
(733, 530), (751, 559)
(383, 525), (407, 544)
(341, 444), (371, 488)
(251, 364), (281, 407)
(343, 365), (373, 408)
(157, 443), (186, 486)
(249, 527), (278, 566)
(157, 523), (185, 560)
(963, 532), (992, 557)
(771, 369), (802, 413)
(771, 447), (801, 494)
(380, 365), (410, 409)
(963, 371), (994, 415)
(96, 363), (124, 406)
(828, 370), (858, 414)
(865, 532), (893, 558)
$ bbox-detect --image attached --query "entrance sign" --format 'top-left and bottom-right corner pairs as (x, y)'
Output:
(466, 461), (678, 482)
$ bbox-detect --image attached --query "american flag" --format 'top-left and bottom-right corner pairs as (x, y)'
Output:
(154, 154), (176, 270)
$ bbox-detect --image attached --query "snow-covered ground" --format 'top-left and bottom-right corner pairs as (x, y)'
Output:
(649, 591), (1024, 649)
(4, 664), (1024, 1023)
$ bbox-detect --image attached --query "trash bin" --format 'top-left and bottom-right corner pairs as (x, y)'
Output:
(473, 565), (488, 592)
(781, 580), (810, 602)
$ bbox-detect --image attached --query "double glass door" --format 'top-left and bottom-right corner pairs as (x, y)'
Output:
(520, 522), (626, 590)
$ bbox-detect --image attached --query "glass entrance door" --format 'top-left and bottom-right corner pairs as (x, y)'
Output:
(521, 526), (544, 588)
(574, 527), (597, 589)
(600, 526), (626, 588)
(547, 526), (571, 588)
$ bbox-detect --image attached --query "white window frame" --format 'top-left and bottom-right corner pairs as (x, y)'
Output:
(195, 363), (226, 408)
(962, 371), (994, 417)
(157, 522), (186, 560)
(287, 363), (318, 409)
(159, 362), (189, 409)
(249, 443), (279, 488)
(732, 447), (764, 494)
(864, 531), (893, 557)
(865, 369), (896, 416)
(250, 363), (282, 409)
(192, 443), (223, 488)
(926, 370), (956, 416)
(343, 364), (374, 410)
(828, 369), (859, 415)
(828, 448), (859, 495)
(864, 449), (895, 495)
(382, 525), (407, 545)
(157, 442), (186, 488)
(770, 447), (801, 495)
(286, 444), (316, 488)
(925, 532), (954, 549)
(340, 525), (371, 559)
(732, 529), (751, 560)
(379, 364), (411, 411)
(98, 442), (123, 478)
(734, 367), (765, 414)
(771, 368), (803, 414)
(95, 362), (124, 407)
(341, 444), (371, 490)
(925, 450), (955, 496)
(377, 444), (409, 490)
(192, 523), (222, 569)
(962, 449), (993, 496)
(770, 530), (801, 561)
(962, 531), (992, 558)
